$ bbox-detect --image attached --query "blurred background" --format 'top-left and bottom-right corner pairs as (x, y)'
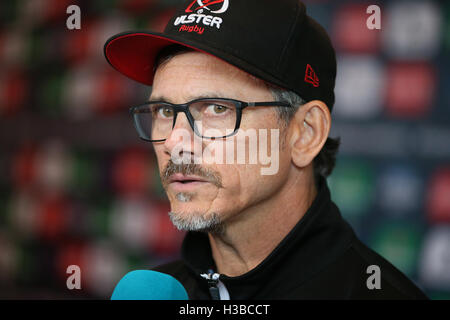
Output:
(0, 0), (449, 299)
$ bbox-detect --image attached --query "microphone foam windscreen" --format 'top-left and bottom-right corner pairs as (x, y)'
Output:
(111, 270), (189, 300)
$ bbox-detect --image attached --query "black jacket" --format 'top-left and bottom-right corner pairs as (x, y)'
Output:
(153, 177), (428, 299)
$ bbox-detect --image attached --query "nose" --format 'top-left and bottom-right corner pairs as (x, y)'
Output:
(163, 112), (200, 161)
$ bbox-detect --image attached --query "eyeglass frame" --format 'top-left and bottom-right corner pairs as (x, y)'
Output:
(129, 97), (293, 142)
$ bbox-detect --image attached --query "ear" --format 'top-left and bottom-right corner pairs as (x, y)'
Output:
(289, 100), (331, 168)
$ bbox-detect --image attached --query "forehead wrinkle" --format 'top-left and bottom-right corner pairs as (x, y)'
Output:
(155, 56), (233, 87)
(149, 91), (232, 103)
(152, 51), (272, 103)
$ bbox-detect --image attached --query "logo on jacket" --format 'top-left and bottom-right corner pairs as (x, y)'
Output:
(185, 0), (229, 14)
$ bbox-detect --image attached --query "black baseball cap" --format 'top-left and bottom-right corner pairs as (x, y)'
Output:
(104, 0), (337, 109)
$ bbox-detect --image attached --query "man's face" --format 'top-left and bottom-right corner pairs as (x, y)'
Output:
(151, 51), (292, 232)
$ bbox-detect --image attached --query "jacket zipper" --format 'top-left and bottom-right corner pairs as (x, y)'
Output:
(200, 272), (221, 300)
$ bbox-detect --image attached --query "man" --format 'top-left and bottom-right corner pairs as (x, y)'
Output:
(104, 0), (427, 299)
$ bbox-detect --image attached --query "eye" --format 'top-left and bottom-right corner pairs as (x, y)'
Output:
(205, 104), (229, 115)
(156, 106), (174, 118)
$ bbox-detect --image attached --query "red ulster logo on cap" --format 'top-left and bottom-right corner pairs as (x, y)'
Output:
(305, 64), (320, 87)
(186, 0), (229, 14)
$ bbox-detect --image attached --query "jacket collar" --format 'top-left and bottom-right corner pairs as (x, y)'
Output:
(180, 176), (355, 299)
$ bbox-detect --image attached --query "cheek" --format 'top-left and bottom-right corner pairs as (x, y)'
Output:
(241, 164), (284, 197)
(240, 108), (278, 130)
(230, 139), (291, 206)
(201, 164), (247, 214)
(153, 144), (168, 168)
(217, 164), (265, 207)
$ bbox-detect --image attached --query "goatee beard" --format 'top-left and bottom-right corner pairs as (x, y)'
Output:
(168, 211), (224, 235)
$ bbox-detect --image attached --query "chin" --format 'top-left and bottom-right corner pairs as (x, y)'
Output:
(170, 200), (208, 215)
(168, 209), (224, 234)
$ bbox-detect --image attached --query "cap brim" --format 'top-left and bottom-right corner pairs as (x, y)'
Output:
(104, 31), (227, 86)
(104, 30), (291, 93)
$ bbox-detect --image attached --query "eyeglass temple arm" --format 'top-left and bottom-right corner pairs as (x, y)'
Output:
(246, 102), (293, 107)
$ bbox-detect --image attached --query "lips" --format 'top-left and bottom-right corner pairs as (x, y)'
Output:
(167, 173), (212, 193)
(168, 173), (210, 184)
(162, 160), (223, 190)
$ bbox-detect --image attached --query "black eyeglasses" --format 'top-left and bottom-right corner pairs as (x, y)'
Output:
(129, 97), (292, 142)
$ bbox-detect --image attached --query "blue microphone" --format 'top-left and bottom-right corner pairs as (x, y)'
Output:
(111, 270), (189, 300)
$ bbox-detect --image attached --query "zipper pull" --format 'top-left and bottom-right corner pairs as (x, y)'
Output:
(200, 272), (220, 300)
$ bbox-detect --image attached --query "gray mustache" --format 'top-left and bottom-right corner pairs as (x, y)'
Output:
(161, 159), (223, 188)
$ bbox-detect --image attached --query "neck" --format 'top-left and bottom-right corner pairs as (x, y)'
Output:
(208, 168), (317, 277)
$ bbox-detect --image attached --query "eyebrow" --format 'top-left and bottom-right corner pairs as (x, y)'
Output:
(148, 92), (233, 103)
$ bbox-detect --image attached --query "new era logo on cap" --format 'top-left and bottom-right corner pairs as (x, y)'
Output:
(305, 64), (320, 87)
